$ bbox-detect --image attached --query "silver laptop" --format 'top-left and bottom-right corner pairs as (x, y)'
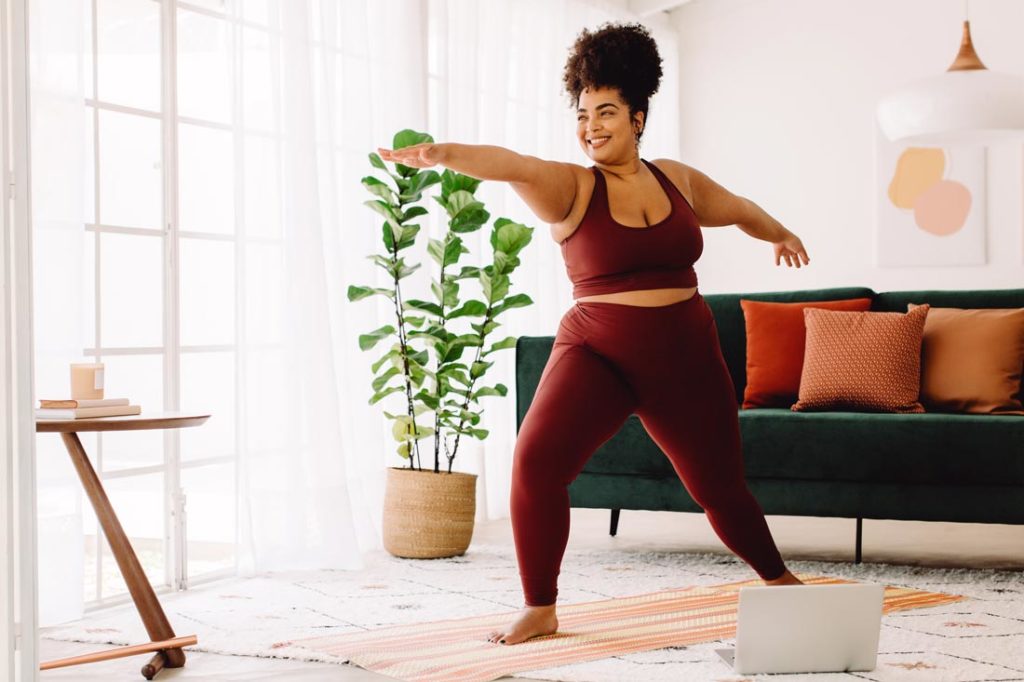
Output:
(715, 583), (885, 674)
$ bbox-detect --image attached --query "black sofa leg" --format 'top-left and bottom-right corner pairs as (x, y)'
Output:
(855, 517), (863, 564)
(610, 509), (620, 536)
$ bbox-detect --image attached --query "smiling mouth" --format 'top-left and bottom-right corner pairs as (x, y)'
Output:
(588, 136), (610, 148)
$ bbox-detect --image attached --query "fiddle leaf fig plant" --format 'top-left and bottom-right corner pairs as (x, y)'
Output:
(348, 129), (534, 474)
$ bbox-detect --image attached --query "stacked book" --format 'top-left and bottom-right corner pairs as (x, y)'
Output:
(35, 398), (142, 420)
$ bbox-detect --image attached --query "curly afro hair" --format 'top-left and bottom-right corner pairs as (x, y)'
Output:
(562, 21), (663, 147)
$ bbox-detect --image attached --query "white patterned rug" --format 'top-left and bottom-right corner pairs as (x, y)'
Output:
(41, 542), (1024, 681)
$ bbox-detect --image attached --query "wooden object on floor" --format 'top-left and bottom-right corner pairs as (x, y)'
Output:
(36, 412), (210, 679)
(38, 635), (197, 671)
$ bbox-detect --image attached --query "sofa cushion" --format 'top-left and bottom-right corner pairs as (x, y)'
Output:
(739, 297), (873, 409)
(876, 288), (1024, 405)
(908, 304), (1024, 415)
(703, 287), (877, 405)
(740, 409), (1024, 486)
(792, 304), (929, 413)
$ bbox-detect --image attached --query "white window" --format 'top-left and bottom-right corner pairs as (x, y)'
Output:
(80, 0), (268, 608)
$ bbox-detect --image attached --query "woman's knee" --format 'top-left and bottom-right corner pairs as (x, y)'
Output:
(511, 436), (556, 486)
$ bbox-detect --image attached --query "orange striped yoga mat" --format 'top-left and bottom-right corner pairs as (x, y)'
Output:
(289, 573), (965, 682)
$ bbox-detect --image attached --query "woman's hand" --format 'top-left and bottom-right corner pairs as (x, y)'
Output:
(773, 228), (810, 268)
(377, 143), (445, 169)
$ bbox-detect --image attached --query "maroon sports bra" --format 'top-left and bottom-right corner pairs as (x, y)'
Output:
(559, 158), (703, 299)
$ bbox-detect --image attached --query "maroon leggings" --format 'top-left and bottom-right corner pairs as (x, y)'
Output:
(511, 292), (787, 606)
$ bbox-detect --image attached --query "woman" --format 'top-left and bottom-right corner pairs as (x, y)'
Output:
(378, 21), (810, 647)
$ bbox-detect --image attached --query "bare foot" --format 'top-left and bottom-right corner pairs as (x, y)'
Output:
(486, 604), (559, 645)
(764, 568), (805, 586)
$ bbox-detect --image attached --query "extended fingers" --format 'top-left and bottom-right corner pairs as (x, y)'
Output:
(377, 146), (427, 167)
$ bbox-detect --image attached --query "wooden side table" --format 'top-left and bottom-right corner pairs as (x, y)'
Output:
(36, 411), (210, 679)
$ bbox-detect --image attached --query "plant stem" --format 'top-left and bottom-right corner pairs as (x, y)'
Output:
(448, 302), (494, 473)
(391, 208), (421, 471)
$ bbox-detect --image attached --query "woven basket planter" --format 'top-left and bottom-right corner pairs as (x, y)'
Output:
(382, 466), (478, 558)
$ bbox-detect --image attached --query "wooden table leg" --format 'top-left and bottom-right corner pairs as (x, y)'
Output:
(59, 431), (188, 670)
(142, 650), (166, 679)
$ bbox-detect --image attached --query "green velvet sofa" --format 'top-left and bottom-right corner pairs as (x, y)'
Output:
(515, 287), (1024, 563)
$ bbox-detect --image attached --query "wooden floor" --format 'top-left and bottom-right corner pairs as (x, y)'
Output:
(38, 508), (1024, 680)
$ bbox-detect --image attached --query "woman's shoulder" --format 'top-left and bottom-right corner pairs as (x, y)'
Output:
(647, 158), (697, 210)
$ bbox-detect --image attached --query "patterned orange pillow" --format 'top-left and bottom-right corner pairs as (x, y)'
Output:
(792, 304), (930, 413)
(908, 303), (1024, 415)
(740, 297), (873, 409)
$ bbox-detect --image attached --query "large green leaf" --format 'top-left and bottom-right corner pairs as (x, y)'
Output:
(493, 220), (533, 255)
(397, 224), (420, 250)
(414, 389), (440, 410)
(452, 206), (489, 232)
(400, 170), (441, 201)
(364, 199), (402, 242)
(440, 169), (482, 200)
(453, 265), (481, 280)
(442, 236), (466, 268)
(404, 299), (443, 317)
(446, 191), (489, 231)
(482, 336), (516, 355)
(394, 129), (433, 149)
(426, 238), (445, 266)
(371, 348), (401, 373)
(440, 279), (460, 308)
(358, 325), (395, 351)
(470, 319), (500, 335)
(347, 285), (395, 302)
(372, 366), (402, 392)
(493, 293), (532, 316)
(362, 176), (397, 204)
(469, 360), (493, 379)
(448, 300), (488, 319)
(471, 383), (508, 400)
(396, 260), (421, 279)
(369, 385), (403, 404)
(480, 271), (510, 303)
(401, 206), (429, 221)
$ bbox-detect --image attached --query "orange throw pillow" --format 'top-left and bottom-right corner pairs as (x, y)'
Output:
(792, 304), (930, 413)
(740, 298), (873, 409)
(908, 303), (1024, 415)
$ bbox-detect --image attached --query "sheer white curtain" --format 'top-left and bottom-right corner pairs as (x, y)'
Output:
(228, 0), (680, 572)
(237, 0), (680, 568)
(233, 0), (431, 572)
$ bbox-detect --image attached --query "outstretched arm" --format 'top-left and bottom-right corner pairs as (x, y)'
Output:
(664, 160), (811, 268)
(377, 143), (577, 224)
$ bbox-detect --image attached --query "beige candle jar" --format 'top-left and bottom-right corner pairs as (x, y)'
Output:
(70, 362), (105, 400)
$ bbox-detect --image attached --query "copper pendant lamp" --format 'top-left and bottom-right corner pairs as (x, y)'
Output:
(876, 7), (1024, 144)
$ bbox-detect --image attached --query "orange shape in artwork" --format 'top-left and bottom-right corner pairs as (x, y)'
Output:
(888, 148), (946, 209)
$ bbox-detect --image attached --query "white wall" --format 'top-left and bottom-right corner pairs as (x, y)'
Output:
(669, 0), (1024, 294)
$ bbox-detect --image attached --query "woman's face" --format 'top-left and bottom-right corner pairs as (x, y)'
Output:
(576, 86), (642, 162)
